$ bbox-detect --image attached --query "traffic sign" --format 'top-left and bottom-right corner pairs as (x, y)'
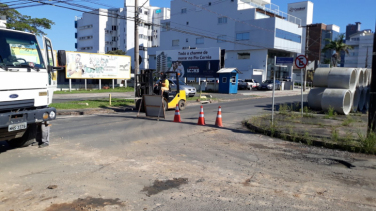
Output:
(276, 57), (294, 65)
(295, 55), (308, 69)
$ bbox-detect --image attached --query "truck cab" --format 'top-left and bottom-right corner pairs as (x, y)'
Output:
(0, 28), (59, 147)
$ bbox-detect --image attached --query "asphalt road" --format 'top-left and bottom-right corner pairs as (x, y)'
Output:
(1, 95), (376, 211)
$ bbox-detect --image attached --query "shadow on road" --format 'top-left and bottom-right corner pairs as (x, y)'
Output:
(0, 140), (13, 154)
(255, 101), (308, 111)
(98, 114), (253, 135)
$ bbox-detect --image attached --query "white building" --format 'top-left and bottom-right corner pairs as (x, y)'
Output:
(148, 0), (308, 81)
(287, 1), (314, 55)
(0, 16), (6, 28)
(344, 30), (374, 68)
(75, 0), (170, 69)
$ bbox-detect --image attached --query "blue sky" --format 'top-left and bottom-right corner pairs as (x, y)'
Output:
(16, 0), (375, 51)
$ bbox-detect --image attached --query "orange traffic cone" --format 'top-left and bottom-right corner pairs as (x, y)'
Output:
(174, 104), (182, 122)
(215, 106), (223, 127)
(197, 106), (205, 125)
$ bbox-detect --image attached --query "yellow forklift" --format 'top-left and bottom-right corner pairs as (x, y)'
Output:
(135, 70), (186, 111)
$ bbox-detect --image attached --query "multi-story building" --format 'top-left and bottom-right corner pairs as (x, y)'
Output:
(344, 29), (374, 68)
(0, 15), (6, 28)
(75, 0), (170, 69)
(148, 0), (308, 81)
(346, 22), (362, 40)
(306, 23), (340, 64)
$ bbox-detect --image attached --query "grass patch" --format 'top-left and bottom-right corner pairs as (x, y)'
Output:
(50, 98), (134, 110)
(358, 131), (376, 154)
(54, 87), (134, 94)
(342, 116), (355, 126)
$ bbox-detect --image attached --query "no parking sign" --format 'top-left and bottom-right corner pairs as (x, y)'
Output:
(295, 55), (308, 69)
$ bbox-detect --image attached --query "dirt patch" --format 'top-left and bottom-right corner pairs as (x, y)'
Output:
(249, 143), (274, 150)
(142, 178), (188, 197)
(242, 178), (251, 186)
(45, 197), (125, 211)
(47, 185), (58, 189)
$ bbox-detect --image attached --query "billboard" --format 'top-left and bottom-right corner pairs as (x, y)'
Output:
(65, 51), (131, 79)
(156, 47), (220, 78)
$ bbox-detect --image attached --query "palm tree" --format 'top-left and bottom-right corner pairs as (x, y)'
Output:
(322, 33), (353, 67)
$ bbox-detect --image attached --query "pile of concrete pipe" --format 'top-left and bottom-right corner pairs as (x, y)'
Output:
(308, 68), (371, 115)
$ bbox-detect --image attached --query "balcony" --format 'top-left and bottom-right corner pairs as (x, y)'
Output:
(239, 1), (301, 26)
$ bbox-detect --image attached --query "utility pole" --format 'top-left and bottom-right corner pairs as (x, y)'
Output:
(303, 25), (309, 92)
(368, 26), (376, 133)
(134, 0), (139, 98)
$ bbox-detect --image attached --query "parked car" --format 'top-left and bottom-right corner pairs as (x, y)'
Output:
(244, 79), (260, 90)
(238, 79), (247, 90)
(257, 80), (281, 90)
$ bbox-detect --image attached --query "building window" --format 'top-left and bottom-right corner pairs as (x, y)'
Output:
(275, 29), (301, 43)
(209, 2), (212, 6)
(144, 11), (148, 15)
(222, 77), (227, 83)
(181, 8), (187, 14)
(218, 17), (227, 24)
(161, 22), (170, 32)
(186, 38), (189, 43)
(236, 32), (250, 41)
(155, 9), (162, 14)
(112, 25), (117, 31)
(231, 76), (236, 84)
(172, 40), (179, 46)
(186, 22), (189, 25)
(237, 52), (250, 59)
(217, 35), (226, 43)
(196, 37), (204, 44)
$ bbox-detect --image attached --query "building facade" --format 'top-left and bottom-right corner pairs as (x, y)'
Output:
(148, 0), (306, 81)
(344, 30), (374, 68)
(306, 23), (340, 64)
(0, 16), (6, 28)
(75, 0), (170, 69)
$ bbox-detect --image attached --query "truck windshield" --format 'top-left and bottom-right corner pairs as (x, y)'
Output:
(0, 30), (45, 69)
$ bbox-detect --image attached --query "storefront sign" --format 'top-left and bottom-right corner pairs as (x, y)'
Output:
(156, 47), (221, 78)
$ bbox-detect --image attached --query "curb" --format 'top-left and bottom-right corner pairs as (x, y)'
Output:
(244, 121), (365, 154)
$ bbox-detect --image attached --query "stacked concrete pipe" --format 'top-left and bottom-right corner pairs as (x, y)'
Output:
(308, 68), (357, 115)
(351, 87), (362, 113)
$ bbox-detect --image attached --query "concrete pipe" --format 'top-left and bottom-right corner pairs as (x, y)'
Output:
(327, 68), (357, 90)
(313, 68), (331, 87)
(364, 87), (370, 111)
(307, 88), (326, 110)
(321, 89), (352, 115)
(350, 87), (361, 113)
(358, 69), (365, 87)
(363, 69), (369, 87)
(358, 87), (366, 112)
(367, 68), (372, 86)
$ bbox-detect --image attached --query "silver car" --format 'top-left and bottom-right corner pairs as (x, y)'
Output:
(171, 79), (196, 97)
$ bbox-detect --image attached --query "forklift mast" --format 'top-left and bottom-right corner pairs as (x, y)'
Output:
(135, 69), (155, 97)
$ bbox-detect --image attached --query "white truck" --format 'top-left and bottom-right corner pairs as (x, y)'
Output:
(238, 79), (260, 90)
(0, 28), (62, 147)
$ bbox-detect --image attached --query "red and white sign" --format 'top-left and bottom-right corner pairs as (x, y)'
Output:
(295, 55), (308, 69)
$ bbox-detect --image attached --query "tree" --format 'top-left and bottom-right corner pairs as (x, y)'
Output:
(106, 50), (126, 55)
(0, 4), (54, 36)
(322, 33), (353, 67)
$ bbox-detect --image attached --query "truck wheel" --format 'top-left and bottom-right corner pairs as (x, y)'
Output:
(7, 124), (37, 148)
(178, 100), (186, 111)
